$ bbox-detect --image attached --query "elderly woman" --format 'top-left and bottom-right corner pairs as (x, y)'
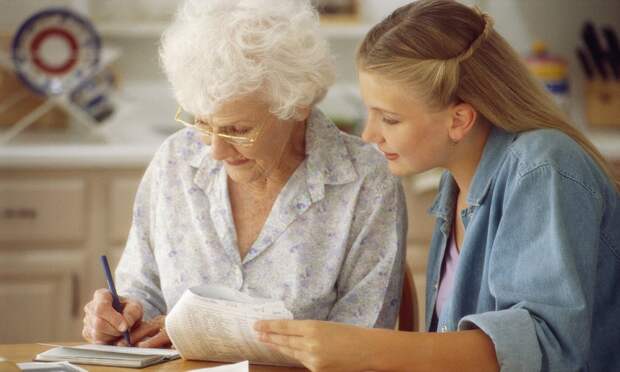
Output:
(81, 0), (406, 348)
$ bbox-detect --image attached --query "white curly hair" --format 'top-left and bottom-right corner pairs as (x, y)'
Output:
(159, 0), (335, 121)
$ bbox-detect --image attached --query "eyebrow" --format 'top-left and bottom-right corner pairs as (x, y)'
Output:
(200, 118), (252, 128)
(369, 106), (400, 116)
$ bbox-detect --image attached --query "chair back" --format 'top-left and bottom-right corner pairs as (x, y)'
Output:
(398, 266), (419, 331)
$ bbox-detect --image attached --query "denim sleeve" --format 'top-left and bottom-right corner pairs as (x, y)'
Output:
(115, 150), (167, 320)
(327, 174), (407, 329)
(458, 164), (602, 372)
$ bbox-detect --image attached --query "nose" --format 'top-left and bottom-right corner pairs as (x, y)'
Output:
(361, 118), (383, 145)
(210, 135), (237, 161)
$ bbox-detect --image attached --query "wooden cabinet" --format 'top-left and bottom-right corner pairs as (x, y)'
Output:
(0, 179), (86, 242)
(0, 251), (84, 343)
(0, 169), (144, 343)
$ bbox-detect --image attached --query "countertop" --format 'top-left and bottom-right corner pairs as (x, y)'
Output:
(0, 83), (177, 169)
(0, 124), (170, 169)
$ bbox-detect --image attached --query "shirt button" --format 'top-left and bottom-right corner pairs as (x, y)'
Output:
(235, 267), (244, 288)
(433, 282), (439, 290)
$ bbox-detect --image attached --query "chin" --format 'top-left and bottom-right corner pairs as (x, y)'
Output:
(387, 163), (413, 177)
(224, 165), (262, 184)
(388, 161), (432, 177)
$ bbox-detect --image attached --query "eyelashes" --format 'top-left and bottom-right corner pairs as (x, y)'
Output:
(194, 120), (252, 135)
(381, 116), (400, 125)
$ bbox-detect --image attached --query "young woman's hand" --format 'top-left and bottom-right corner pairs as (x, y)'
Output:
(82, 289), (143, 344)
(254, 319), (374, 372)
(120, 315), (172, 348)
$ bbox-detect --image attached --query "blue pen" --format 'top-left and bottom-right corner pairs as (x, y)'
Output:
(100, 255), (131, 346)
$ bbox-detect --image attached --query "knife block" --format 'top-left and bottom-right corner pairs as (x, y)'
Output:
(584, 80), (620, 129)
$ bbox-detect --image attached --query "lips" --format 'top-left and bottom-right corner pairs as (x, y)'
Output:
(380, 150), (399, 161)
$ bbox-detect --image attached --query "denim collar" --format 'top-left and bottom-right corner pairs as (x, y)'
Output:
(189, 108), (357, 201)
(467, 126), (517, 206)
(430, 126), (517, 219)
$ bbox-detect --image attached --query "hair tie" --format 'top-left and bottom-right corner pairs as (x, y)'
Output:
(454, 8), (494, 63)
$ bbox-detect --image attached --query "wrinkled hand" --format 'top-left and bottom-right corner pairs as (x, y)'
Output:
(122, 315), (172, 348)
(254, 320), (373, 372)
(82, 289), (143, 345)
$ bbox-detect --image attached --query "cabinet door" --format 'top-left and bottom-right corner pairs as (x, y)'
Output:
(0, 252), (83, 343)
(0, 179), (86, 242)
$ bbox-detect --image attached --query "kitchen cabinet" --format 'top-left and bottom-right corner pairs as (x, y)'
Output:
(0, 168), (144, 343)
(0, 251), (84, 343)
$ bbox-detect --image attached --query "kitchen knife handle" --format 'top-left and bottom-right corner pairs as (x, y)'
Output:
(576, 47), (594, 80)
(583, 22), (609, 80)
(602, 27), (620, 80)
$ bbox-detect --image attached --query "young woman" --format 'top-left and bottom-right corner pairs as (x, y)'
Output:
(255, 1), (620, 371)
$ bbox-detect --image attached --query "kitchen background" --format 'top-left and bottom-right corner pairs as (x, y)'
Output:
(1, 0), (619, 343)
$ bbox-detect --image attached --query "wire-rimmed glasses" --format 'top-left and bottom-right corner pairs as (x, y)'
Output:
(175, 106), (265, 147)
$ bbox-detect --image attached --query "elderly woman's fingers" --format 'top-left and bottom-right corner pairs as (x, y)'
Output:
(82, 322), (119, 344)
(91, 289), (129, 332)
(82, 298), (124, 344)
(120, 299), (143, 329)
(82, 326), (93, 343)
(137, 330), (172, 348)
(127, 320), (161, 344)
(87, 313), (123, 338)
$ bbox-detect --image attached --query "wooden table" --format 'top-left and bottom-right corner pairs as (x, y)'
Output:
(0, 343), (306, 371)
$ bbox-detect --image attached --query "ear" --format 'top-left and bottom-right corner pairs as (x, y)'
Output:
(447, 102), (477, 143)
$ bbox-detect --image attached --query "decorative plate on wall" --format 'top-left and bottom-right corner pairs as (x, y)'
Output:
(11, 8), (101, 96)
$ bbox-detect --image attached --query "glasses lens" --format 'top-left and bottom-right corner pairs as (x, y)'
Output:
(176, 108), (195, 126)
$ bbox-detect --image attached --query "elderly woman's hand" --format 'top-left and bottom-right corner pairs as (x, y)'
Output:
(82, 288), (143, 345)
(121, 315), (172, 348)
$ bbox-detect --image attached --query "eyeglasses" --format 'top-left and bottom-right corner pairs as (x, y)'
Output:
(175, 106), (265, 147)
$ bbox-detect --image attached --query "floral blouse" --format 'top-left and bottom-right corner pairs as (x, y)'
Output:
(116, 109), (407, 328)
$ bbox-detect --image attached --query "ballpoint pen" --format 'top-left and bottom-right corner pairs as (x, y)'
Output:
(100, 255), (131, 346)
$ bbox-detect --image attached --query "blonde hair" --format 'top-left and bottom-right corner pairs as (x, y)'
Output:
(357, 0), (618, 190)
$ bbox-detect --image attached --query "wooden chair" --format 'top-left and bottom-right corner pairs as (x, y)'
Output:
(398, 266), (419, 331)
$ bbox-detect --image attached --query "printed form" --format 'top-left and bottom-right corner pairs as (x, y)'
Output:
(166, 285), (301, 367)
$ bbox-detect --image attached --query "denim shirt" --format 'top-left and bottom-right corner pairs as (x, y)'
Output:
(426, 126), (620, 372)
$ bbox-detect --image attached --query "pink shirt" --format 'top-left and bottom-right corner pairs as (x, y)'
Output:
(435, 226), (460, 318)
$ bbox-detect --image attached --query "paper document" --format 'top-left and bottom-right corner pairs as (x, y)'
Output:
(18, 361), (88, 372)
(34, 343), (180, 368)
(189, 360), (249, 372)
(166, 285), (301, 367)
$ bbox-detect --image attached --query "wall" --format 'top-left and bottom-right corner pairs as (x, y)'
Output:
(2, 0), (619, 127)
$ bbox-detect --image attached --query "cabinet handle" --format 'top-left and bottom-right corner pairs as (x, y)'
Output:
(2, 208), (38, 219)
(71, 274), (80, 318)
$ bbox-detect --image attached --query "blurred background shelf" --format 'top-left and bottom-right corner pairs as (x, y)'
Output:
(95, 21), (168, 38)
(96, 21), (373, 39)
